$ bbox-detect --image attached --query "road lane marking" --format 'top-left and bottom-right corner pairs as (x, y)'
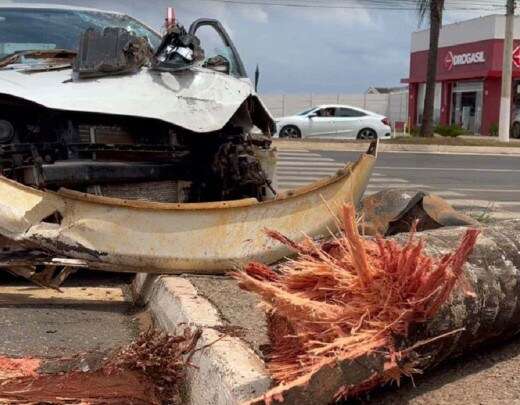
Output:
(369, 178), (409, 183)
(441, 188), (520, 193)
(277, 148), (311, 153)
(446, 199), (520, 207)
(367, 184), (433, 190)
(376, 166), (520, 173)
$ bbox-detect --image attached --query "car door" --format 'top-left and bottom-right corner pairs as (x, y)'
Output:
(189, 19), (248, 79)
(334, 108), (365, 138)
(307, 107), (336, 137)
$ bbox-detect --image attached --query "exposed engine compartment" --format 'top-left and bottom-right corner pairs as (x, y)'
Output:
(0, 95), (275, 203)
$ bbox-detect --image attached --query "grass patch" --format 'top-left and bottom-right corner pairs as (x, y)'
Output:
(433, 124), (467, 138)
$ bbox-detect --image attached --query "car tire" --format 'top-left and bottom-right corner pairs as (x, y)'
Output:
(512, 122), (520, 139)
(279, 125), (302, 139)
(357, 128), (378, 140)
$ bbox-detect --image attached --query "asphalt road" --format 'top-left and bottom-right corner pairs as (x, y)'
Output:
(0, 148), (518, 403)
(276, 148), (520, 219)
(0, 271), (145, 374)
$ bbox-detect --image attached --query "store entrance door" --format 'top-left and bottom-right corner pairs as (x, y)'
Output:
(451, 81), (483, 134)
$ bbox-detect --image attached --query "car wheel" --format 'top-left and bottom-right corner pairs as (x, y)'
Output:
(357, 128), (378, 140)
(512, 122), (520, 139)
(279, 125), (301, 139)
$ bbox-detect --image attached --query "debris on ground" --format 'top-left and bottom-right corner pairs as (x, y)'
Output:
(234, 204), (479, 403)
(106, 327), (203, 403)
(360, 189), (479, 236)
(0, 356), (40, 379)
(0, 328), (201, 405)
(0, 369), (160, 404)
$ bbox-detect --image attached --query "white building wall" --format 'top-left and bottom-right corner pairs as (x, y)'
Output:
(411, 14), (520, 53)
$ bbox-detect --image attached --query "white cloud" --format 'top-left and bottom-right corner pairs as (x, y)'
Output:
(237, 5), (269, 24)
(290, 2), (372, 27)
(174, 1), (268, 25)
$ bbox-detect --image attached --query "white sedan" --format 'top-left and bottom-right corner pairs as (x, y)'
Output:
(274, 105), (392, 140)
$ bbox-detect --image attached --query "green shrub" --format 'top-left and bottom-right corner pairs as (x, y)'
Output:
(489, 123), (499, 137)
(409, 126), (421, 137)
(434, 124), (466, 138)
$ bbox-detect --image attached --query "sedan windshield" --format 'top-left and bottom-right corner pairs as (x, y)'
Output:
(0, 8), (161, 59)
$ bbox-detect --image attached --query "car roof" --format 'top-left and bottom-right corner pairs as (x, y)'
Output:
(314, 104), (379, 115)
(316, 104), (361, 110)
(0, 3), (123, 15)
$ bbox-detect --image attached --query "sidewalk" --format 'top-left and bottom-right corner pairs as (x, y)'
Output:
(273, 138), (520, 155)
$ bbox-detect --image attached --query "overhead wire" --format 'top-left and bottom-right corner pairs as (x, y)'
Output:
(199, 0), (505, 11)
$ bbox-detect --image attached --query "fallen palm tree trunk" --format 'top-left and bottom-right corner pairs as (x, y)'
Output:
(0, 328), (201, 405)
(234, 206), (520, 404)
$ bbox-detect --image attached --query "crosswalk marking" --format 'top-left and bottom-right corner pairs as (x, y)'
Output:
(277, 175), (333, 181)
(277, 167), (348, 176)
(274, 148), (519, 219)
(276, 148), (422, 192)
(278, 152), (323, 158)
(277, 162), (344, 167)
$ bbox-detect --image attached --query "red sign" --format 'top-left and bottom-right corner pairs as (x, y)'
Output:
(513, 46), (520, 68)
(444, 52), (454, 71)
(443, 51), (486, 71)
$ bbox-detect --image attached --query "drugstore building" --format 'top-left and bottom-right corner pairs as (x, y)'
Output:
(407, 14), (520, 135)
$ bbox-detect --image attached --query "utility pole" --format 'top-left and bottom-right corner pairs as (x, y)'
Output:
(499, 0), (516, 142)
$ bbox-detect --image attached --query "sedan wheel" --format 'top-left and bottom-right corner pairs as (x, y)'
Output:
(357, 128), (377, 140)
(279, 125), (301, 139)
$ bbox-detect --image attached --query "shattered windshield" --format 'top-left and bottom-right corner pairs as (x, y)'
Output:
(0, 8), (161, 59)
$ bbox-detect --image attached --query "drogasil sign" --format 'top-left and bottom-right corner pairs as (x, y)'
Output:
(444, 51), (486, 71)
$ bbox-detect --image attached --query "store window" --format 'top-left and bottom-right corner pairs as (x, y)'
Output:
(451, 81), (483, 134)
(417, 82), (442, 125)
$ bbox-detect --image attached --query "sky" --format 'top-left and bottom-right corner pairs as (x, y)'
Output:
(3, 0), (498, 94)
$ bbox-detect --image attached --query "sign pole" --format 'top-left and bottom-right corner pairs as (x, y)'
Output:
(499, 0), (516, 142)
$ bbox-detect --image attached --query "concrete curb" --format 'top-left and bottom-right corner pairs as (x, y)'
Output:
(273, 139), (520, 155)
(132, 274), (271, 405)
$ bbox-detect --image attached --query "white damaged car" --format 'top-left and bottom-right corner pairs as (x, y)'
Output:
(0, 4), (378, 280)
(0, 4), (276, 203)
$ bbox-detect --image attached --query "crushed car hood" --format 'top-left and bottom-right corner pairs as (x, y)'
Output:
(0, 66), (273, 133)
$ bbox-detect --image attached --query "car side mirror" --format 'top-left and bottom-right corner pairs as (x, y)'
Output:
(308, 113), (318, 119)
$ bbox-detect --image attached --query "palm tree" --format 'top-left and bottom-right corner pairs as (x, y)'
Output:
(418, 0), (445, 137)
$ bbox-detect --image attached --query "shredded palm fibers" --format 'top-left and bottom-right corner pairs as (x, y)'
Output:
(233, 204), (479, 403)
